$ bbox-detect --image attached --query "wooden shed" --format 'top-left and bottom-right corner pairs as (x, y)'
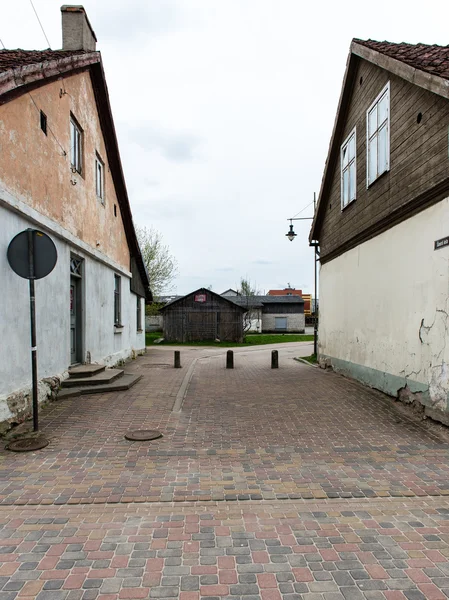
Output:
(160, 288), (247, 343)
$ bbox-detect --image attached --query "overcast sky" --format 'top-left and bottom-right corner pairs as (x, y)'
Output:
(2, 0), (448, 296)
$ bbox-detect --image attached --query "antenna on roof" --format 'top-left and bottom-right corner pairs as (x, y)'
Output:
(0, 38), (5, 49)
(29, 0), (52, 48)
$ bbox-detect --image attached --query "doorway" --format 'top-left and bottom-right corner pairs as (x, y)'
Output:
(70, 256), (83, 364)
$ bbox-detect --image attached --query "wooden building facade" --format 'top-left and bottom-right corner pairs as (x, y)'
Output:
(311, 38), (449, 425)
(160, 288), (246, 343)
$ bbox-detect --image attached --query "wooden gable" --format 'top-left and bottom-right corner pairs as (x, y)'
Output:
(312, 43), (449, 264)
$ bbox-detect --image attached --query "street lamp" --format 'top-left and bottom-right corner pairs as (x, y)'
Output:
(285, 194), (319, 357)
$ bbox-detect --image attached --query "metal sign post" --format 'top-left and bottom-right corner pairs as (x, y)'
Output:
(7, 229), (57, 435)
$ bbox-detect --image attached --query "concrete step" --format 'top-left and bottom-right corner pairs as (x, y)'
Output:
(68, 364), (106, 378)
(57, 373), (143, 399)
(61, 368), (124, 388)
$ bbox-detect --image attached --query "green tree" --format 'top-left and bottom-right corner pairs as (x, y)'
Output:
(136, 226), (179, 298)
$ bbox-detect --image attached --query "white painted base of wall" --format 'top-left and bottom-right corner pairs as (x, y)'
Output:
(0, 206), (145, 428)
(319, 198), (449, 417)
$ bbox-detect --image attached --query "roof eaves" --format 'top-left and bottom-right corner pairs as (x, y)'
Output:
(0, 52), (100, 101)
(88, 60), (151, 299)
(310, 45), (358, 242)
(352, 41), (449, 101)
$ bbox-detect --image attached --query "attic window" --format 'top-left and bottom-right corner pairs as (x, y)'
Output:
(40, 111), (47, 135)
(341, 128), (356, 209)
(367, 82), (390, 186)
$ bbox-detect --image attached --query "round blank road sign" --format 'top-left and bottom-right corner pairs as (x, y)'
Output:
(7, 229), (57, 280)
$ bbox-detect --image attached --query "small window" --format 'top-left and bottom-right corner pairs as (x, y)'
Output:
(40, 110), (47, 135)
(114, 275), (121, 326)
(137, 296), (142, 331)
(367, 82), (390, 186)
(341, 128), (356, 208)
(70, 114), (83, 174)
(95, 154), (104, 203)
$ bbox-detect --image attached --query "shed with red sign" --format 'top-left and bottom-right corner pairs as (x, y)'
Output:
(160, 288), (246, 343)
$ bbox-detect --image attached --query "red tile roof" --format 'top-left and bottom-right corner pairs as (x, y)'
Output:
(354, 39), (449, 80)
(0, 49), (87, 73)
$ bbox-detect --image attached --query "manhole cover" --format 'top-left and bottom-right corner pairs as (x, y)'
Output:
(124, 430), (163, 441)
(7, 436), (49, 452)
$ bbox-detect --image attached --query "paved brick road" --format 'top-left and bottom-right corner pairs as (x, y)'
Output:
(1, 343), (449, 599)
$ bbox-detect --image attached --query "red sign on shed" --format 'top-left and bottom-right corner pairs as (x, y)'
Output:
(194, 293), (207, 303)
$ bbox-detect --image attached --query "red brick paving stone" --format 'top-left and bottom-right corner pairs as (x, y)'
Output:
(63, 574), (87, 589)
(260, 590), (282, 600)
(199, 585), (229, 596)
(292, 567), (314, 582)
(257, 573), (277, 588)
(418, 583), (447, 599)
(219, 570), (238, 584)
(119, 588), (150, 599)
(406, 568), (431, 583)
(365, 564), (389, 579)
(180, 593), (199, 600)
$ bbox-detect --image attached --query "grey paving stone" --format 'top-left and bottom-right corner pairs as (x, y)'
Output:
(161, 577), (180, 587)
(150, 587), (181, 598)
(82, 580), (102, 589)
(229, 585), (260, 595)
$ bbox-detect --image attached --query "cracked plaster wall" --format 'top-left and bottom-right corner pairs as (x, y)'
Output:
(319, 198), (449, 417)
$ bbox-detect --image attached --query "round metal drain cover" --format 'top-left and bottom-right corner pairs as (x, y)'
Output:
(124, 430), (163, 441)
(7, 436), (49, 452)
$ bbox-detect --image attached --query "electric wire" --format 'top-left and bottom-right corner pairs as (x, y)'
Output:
(291, 200), (315, 219)
(0, 38), (5, 49)
(29, 0), (51, 48)
(27, 92), (67, 156)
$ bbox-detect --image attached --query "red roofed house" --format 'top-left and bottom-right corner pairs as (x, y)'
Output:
(310, 39), (449, 424)
(0, 6), (151, 429)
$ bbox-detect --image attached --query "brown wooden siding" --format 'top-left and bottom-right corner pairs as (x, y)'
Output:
(319, 59), (449, 261)
(162, 291), (245, 343)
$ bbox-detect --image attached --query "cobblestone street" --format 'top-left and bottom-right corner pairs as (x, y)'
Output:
(1, 343), (449, 599)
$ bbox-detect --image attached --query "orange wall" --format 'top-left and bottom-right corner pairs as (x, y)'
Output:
(0, 71), (130, 270)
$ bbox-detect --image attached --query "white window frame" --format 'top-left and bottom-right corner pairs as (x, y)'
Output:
(366, 81), (390, 187)
(95, 153), (105, 203)
(70, 115), (83, 174)
(340, 127), (357, 209)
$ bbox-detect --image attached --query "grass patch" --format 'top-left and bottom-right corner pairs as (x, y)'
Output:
(300, 354), (318, 364)
(145, 332), (314, 347)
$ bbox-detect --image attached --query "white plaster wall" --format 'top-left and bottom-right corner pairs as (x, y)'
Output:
(0, 209), (70, 401)
(319, 198), (449, 410)
(1, 206), (145, 423)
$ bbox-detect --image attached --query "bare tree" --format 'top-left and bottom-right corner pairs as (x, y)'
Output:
(136, 226), (178, 298)
(237, 278), (260, 334)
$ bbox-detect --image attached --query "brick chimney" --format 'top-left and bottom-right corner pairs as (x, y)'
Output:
(61, 5), (97, 51)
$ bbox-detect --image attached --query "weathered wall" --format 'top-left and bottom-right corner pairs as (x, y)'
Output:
(0, 206), (145, 428)
(262, 314), (305, 333)
(145, 315), (163, 332)
(0, 71), (130, 270)
(319, 197), (449, 422)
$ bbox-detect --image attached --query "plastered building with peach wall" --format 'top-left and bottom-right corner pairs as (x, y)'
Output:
(0, 6), (151, 429)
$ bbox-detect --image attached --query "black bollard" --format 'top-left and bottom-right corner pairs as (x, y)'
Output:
(226, 350), (234, 369)
(271, 350), (279, 369)
(174, 350), (181, 368)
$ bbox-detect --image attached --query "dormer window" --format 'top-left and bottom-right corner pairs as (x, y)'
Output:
(341, 128), (356, 209)
(367, 82), (390, 186)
